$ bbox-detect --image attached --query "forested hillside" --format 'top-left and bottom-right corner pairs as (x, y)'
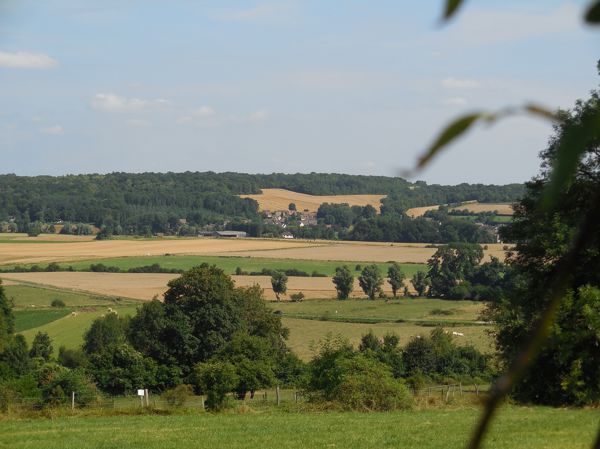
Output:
(0, 172), (524, 241)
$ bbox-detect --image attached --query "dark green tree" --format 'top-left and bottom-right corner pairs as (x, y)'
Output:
(332, 266), (354, 300)
(387, 262), (406, 298)
(427, 243), (483, 298)
(489, 80), (600, 405)
(0, 280), (14, 352)
(411, 271), (430, 297)
(358, 265), (384, 300)
(83, 313), (127, 355)
(29, 332), (53, 361)
(194, 360), (239, 410)
(288, 203), (296, 211)
(270, 271), (288, 301)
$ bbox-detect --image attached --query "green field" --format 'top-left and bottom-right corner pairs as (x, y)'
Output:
(3, 256), (426, 277)
(14, 309), (72, 333)
(4, 284), (132, 309)
(0, 407), (596, 449)
(19, 306), (139, 350)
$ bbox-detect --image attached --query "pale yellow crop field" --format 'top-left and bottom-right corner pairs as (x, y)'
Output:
(215, 242), (509, 263)
(0, 237), (508, 266)
(449, 202), (514, 215)
(0, 272), (403, 301)
(406, 201), (514, 217)
(239, 188), (386, 212)
(0, 237), (319, 265)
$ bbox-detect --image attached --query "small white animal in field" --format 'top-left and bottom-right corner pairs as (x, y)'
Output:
(452, 331), (464, 337)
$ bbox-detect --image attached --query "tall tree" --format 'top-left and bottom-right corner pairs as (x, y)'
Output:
(270, 271), (288, 301)
(490, 76), (600, 405)
(0, 280), (14, 352)
(387, 263), (406, 298)
(411, 271), (430, 297)
(427, 243), (483, 298)
(30, 332), (53, 361)
(332, 266), (354, 300)
(359, 265), (384, 300)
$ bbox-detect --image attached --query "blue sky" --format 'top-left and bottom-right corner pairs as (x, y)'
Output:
(0, 0), (597, 184)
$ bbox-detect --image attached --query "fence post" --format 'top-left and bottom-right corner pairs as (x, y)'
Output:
(294, 391), (298, 403)
(145, 389), (149, 407)
(445, 387), (451, 402)
(200, 395), (205, 410)
(276, 386), (280, 406)
(71, 392), (75, 411)
(475, 384), (479, 396)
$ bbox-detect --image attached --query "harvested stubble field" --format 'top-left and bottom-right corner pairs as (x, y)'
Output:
(0, 272), (411, 301)
(238, 188), (386, 212)
(406, 201), (514, 217)
(0, 237), (509, 266)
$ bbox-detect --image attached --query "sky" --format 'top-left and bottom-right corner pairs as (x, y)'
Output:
(0, 0), (598, 185)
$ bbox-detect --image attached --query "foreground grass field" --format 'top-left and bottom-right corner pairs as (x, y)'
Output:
(0, 407), (596, 449)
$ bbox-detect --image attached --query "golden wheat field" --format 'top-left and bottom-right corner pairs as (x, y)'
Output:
(0, 272), (405, 301)
(239, 188), (386, 212)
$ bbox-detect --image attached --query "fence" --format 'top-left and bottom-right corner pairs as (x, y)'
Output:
(3, 384), (487, 414)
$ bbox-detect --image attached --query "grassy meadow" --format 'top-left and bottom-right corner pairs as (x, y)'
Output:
(0, 406), (597, 449)
(3, 255), (427, 278)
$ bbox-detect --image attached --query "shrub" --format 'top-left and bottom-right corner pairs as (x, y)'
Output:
(194, 361), (238, 410)
(162, 384), (194, 407)
(290, 292), (305, 302)
(51, 299), (66, 308)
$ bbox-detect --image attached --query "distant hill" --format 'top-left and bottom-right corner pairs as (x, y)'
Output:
(0, 172), (524, 237)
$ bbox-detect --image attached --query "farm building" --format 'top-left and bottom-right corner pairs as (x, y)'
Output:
(198, 231), (248, 238)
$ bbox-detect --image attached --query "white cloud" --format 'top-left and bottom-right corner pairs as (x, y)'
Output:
(91, 93), (168, 112)
(211, 3), (293, 22)
(442, 77), (481, 89)
(177, 105), (217, 125)
(40, 125), (64, 135)
(0, 51), (57, 69)
(442, 97), (468, 106)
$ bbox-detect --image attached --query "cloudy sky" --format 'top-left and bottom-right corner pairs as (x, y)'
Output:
(0, 0), (597, 184)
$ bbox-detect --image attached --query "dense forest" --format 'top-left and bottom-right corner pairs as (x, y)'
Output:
(0, 172), (523, 241)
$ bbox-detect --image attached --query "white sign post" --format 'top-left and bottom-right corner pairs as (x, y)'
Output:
(137, 389), (145, 407)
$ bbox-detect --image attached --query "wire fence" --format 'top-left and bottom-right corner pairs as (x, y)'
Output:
(3, 384), (488, 413)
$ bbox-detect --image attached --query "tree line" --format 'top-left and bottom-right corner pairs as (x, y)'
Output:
(0, 172), (522, 240)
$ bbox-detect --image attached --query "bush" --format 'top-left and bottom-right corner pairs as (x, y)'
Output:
(162, 384), (194, 407)
(194, 361), (238, 410)
(290, 292), (305, 302)
(51, 299), (66, 308)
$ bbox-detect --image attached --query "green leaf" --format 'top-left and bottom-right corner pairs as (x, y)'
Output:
(524, 104), (558, 121)
(442, 0), (465, 21)
(585, 0), (600, 23)
(541, 111), (600, 210)
(417, 113), (482, 169)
